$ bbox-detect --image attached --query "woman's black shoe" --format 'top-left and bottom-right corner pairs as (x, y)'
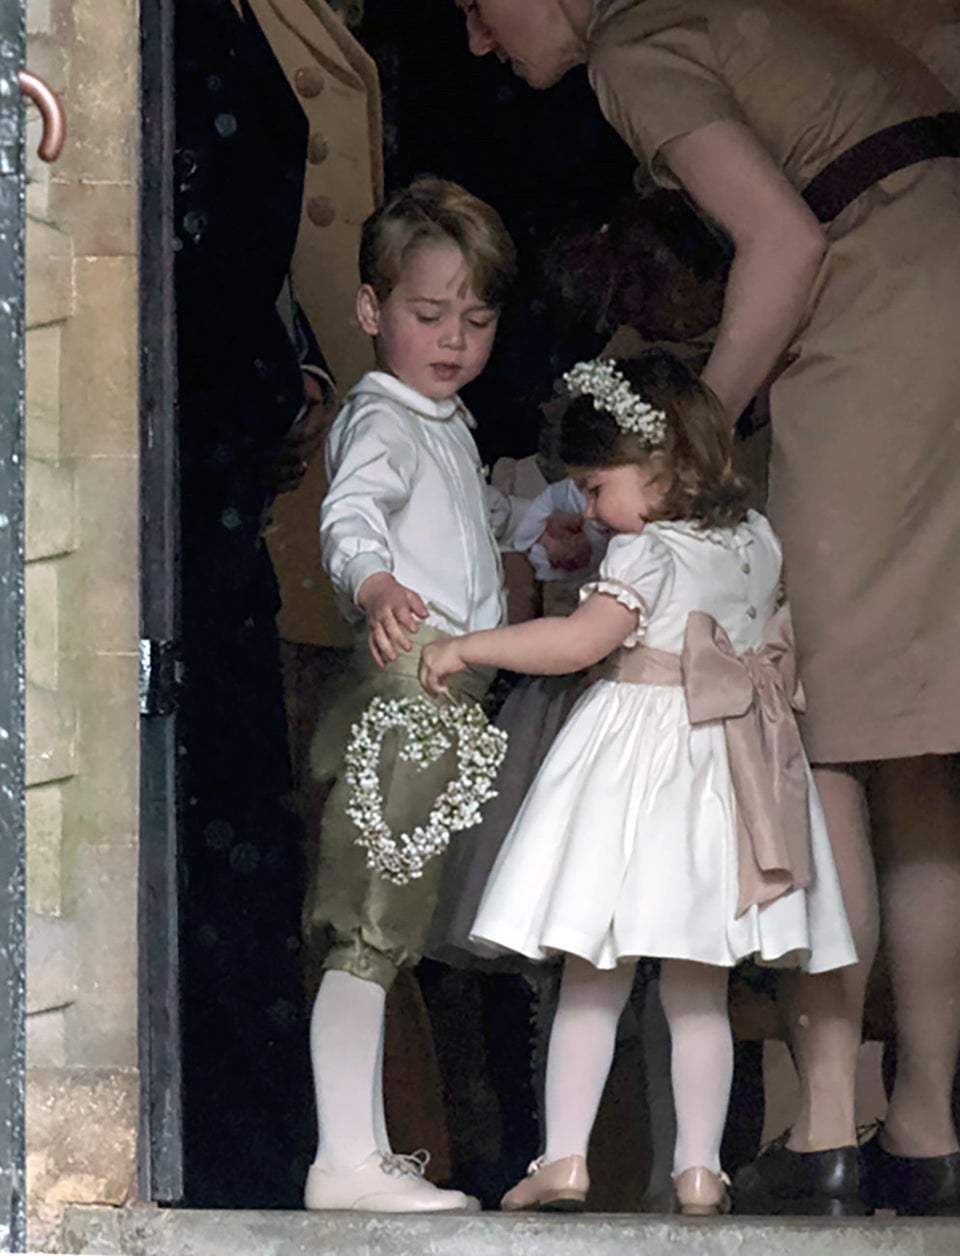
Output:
(861, 1131), (960, 1216)
(732, 1133), (867, 1216)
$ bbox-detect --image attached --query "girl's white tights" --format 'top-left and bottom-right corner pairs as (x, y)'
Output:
(541, 955), (732, 1178)
(543, 956), (635, 1163)
(659, 959), (732, 1175)
(310, 969), (392, 1169)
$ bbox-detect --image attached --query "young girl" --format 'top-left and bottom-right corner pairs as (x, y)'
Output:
(420, 350), (857, 1215)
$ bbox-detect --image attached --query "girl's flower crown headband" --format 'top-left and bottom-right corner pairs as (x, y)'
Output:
(562, 358), (668, 447)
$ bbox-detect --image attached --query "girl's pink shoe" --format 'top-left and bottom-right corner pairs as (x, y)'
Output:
(500, 1155), (589, 1211)
(673, 1165), (731, 1216)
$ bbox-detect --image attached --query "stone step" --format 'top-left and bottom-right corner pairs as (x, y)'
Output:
(63, 1206), (960, 1256)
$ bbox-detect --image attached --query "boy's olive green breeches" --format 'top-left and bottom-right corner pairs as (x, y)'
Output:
(303, 629), (493, 990)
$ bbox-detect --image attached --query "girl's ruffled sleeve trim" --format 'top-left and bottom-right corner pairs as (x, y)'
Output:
(580, 576), (649, 646)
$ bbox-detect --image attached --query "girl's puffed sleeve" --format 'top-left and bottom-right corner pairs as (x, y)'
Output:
(580, 531), (674, 646)
(588, 17), (743, 188)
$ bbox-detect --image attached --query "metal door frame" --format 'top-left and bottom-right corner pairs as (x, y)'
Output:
(138, 0), (182, 1204)
(0, 0), (27, 1249)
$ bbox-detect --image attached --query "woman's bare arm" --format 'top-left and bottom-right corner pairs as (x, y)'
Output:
(662, 119), (827, 422)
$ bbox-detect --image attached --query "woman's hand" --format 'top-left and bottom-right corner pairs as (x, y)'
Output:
(268, 371), (337, 497)
(357, 571), (428, 667)
(420, 638), (468, 698)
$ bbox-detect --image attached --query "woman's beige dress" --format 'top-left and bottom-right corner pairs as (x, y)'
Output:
(588, 0), (960, 763)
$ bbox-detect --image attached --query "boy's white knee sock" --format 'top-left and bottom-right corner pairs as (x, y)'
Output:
(310, 969), (386, 1169)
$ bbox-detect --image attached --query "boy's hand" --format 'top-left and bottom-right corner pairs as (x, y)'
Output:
(419, 639), (467, 698)
(356, 572), (428, 667)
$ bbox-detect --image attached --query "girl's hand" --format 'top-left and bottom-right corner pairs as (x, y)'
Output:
(420, 639), (467, 698)
(357, 571), (428, 667)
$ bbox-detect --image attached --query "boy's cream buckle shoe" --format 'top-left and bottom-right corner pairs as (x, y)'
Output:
(500, 1155), (589, 1212)
(304, 1150), (480, 1213)
(673, 1165), (731, 1216)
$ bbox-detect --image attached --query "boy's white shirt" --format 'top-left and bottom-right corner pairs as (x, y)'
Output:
(321, 370), (525, 636)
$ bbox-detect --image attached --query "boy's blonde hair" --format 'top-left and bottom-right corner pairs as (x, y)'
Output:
(359, 177), (517, 307)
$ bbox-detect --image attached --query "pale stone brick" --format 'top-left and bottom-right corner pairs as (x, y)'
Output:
(60, 257), (138, 457)
(25, 455), (77, 562)
(26, 559), (60, 690)
(26, 680), (78, 788)
(26, 782), (65, 916)
(26, 323), (64, 460)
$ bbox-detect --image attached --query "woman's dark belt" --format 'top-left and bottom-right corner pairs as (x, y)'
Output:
(802, 111), (960, 222)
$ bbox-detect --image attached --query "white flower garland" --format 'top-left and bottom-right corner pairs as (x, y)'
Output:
(562, 358), (668, 446)
(344, 694), (508, 885)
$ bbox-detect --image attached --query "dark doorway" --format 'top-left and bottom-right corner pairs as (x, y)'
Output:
(141, 0), (729, 1212)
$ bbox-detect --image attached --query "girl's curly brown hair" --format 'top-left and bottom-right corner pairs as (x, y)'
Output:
(558, 350), (752, 530)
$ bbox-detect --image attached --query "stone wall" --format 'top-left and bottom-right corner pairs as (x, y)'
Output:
(23, 0), (141, 1250)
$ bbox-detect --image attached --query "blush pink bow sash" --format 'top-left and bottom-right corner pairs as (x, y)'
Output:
(606, 606), (811, 917)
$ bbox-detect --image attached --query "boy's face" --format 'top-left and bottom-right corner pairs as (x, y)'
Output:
(357, 241), (499, 401)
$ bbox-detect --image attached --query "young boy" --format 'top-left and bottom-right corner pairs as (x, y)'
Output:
(303, 178), (518, 1212)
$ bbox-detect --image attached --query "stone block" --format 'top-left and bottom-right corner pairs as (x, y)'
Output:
(27, 1006), (68, 1071)
(63, 841), (138, 1069)
(27, 782), (65, 916)
(26, 323), (64, 461)
(57, 456), (138, 654)
(60, 257), (138, 457)
(27, 0), (54, 36)
(26, 912), (78, 1015)
(26, 679), (78, 788)
(59, 1207), (960, 1256)
(58, 651), (139, 857)
(27, 1067), (137, 1255)
(52, 0), (137, 185)
(26, 559), (60, 690)
(25, 456), (77, 562)
(26, 216), (74, 329)
(48, 179), (137, 258)
(23, 36), (68, 217)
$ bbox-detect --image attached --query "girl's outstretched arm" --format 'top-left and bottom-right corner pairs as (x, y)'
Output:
(419, 594), (638, 697)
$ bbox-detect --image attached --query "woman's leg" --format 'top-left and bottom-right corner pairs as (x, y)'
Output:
(542, 956), (636, 1163)
(659, 960), (732, 1174)
(782, 764), (879, 1151)
(870, 754), (960, 1157)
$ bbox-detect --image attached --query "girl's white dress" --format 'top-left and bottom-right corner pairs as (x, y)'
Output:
(470, 511), (857, 974)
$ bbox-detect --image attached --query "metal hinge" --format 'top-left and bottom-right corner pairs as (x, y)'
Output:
(139, 638), (181, 716)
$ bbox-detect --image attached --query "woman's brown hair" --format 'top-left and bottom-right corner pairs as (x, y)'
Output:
(558, 350), (752, 529)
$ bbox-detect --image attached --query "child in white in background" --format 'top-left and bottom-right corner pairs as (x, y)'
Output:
(421, 350), (857, 1216)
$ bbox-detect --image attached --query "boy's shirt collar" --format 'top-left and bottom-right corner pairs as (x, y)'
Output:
(349, 370), (476, 427)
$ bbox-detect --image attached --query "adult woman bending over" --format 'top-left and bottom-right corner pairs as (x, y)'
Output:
(455, 0), (960, 1217)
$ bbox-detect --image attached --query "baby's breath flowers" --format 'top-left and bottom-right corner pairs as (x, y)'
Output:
(562, 358), (668, 445)
(344, 694), (508, 885)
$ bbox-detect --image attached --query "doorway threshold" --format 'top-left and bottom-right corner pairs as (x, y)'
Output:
(63, 1204), (960, 1256)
